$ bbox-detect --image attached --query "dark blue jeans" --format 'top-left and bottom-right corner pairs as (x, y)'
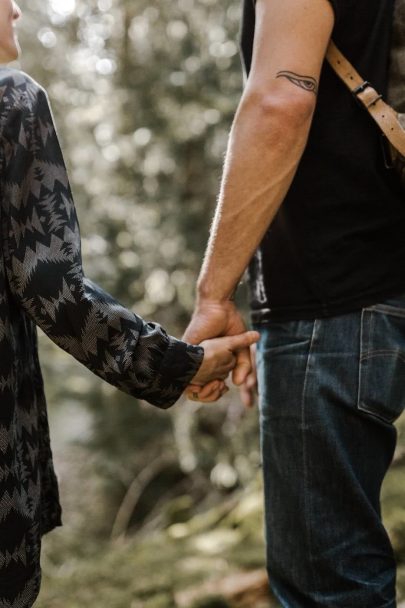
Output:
(254, 292), (405, 608)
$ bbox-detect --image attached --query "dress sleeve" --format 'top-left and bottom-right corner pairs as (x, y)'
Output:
(0, 71), (204, 409)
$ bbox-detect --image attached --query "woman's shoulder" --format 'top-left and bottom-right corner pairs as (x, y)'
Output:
(0, 67), (44, 91)
(0, 67), (47, 112)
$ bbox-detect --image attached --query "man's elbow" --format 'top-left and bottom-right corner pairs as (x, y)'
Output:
(241, 85), (316, 131)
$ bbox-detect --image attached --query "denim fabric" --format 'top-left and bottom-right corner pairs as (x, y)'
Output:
(254, 291), (405, 608)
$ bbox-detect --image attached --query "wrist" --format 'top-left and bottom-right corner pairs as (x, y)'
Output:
(195, 292), (237, 310)
(196, 281), (237, 305)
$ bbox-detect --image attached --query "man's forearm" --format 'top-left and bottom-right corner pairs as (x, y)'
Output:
(197, 86), (315, 303)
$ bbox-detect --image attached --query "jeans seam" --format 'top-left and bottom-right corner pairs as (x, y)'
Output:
(300, 317), (319, 593)
(360, 349), (405, 363)
(357, 308), (366, 414)
(357, 309), (402, 425)
(363, 303), (405, 318)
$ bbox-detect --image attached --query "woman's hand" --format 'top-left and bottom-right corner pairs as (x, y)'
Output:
(187, 341), (259, 404)
(190, 331), (259, 391)
(186, 379), (229, 403)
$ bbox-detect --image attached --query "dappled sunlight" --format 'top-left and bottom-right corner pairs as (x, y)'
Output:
(10, 2), (405, 607)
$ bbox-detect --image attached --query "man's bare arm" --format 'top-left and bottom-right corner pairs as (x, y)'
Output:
(196, 0), (335, 303)
(183, 0), (335, 397)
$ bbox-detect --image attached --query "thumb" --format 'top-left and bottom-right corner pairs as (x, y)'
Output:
(224, 331), (260, 352)
(183, 325), (204, 345)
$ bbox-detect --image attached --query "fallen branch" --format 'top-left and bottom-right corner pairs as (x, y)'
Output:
(174, 568), (272, 608)
(110, 455), (176, 542)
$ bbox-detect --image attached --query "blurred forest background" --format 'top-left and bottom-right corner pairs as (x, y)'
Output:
(13, 0), (405, 606)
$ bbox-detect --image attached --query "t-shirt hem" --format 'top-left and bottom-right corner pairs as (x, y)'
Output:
(250, 283), (405, 324)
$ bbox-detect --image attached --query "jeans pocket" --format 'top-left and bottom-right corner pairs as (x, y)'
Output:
(358, 303), (405, 423)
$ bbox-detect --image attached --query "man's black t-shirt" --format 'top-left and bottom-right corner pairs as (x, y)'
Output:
(241, 0), (405, 322)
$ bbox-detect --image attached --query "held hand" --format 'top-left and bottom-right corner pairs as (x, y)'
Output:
(188, 343), (258, 405)
(186, 380), (229, 404)
(190, 331), (260, 387)
(184, 300), (253, 386)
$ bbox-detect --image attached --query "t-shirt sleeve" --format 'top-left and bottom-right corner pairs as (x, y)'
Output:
(326, 0), (342, 26)
(0, 70), (204, 410)
(252, 0), (341, 30)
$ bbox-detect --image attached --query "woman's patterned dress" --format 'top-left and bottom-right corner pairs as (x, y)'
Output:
(0, 68), (204, 607)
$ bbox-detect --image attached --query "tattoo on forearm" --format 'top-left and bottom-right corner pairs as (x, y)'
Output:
(276, 70), (318, 96)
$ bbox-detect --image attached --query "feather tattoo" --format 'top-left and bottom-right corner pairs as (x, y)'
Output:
(276, 70), (318, 95)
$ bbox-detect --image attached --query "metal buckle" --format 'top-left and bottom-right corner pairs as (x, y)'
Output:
(352, 81), (371, 96)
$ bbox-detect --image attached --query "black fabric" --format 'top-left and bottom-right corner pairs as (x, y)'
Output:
(241, 0), (405, 322)
(0, 68), (204, 607)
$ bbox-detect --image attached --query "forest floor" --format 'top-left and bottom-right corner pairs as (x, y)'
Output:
(37, 464), (405, 608)
(36, 415), (405, 608)
(37, 474), (276, 608)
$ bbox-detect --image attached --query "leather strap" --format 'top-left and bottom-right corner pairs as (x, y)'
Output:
(326, 40), (405, 157)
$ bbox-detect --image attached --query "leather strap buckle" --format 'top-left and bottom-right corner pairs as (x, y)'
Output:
(352, 81), (371, 108)
(352, 81), (383, 108)
(326, 40), (405, 157)
(352, 81), (371, 96)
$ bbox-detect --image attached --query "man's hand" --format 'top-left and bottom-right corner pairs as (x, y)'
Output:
(180, 0), (334, 403)
(239, 344), (258, 409)
(183, 299), (253, 386)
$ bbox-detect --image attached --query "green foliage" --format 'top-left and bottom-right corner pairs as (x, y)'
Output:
(15, 0), (267, 604)
(37, 477), (275, 607)
(18, 0), (254, 528)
